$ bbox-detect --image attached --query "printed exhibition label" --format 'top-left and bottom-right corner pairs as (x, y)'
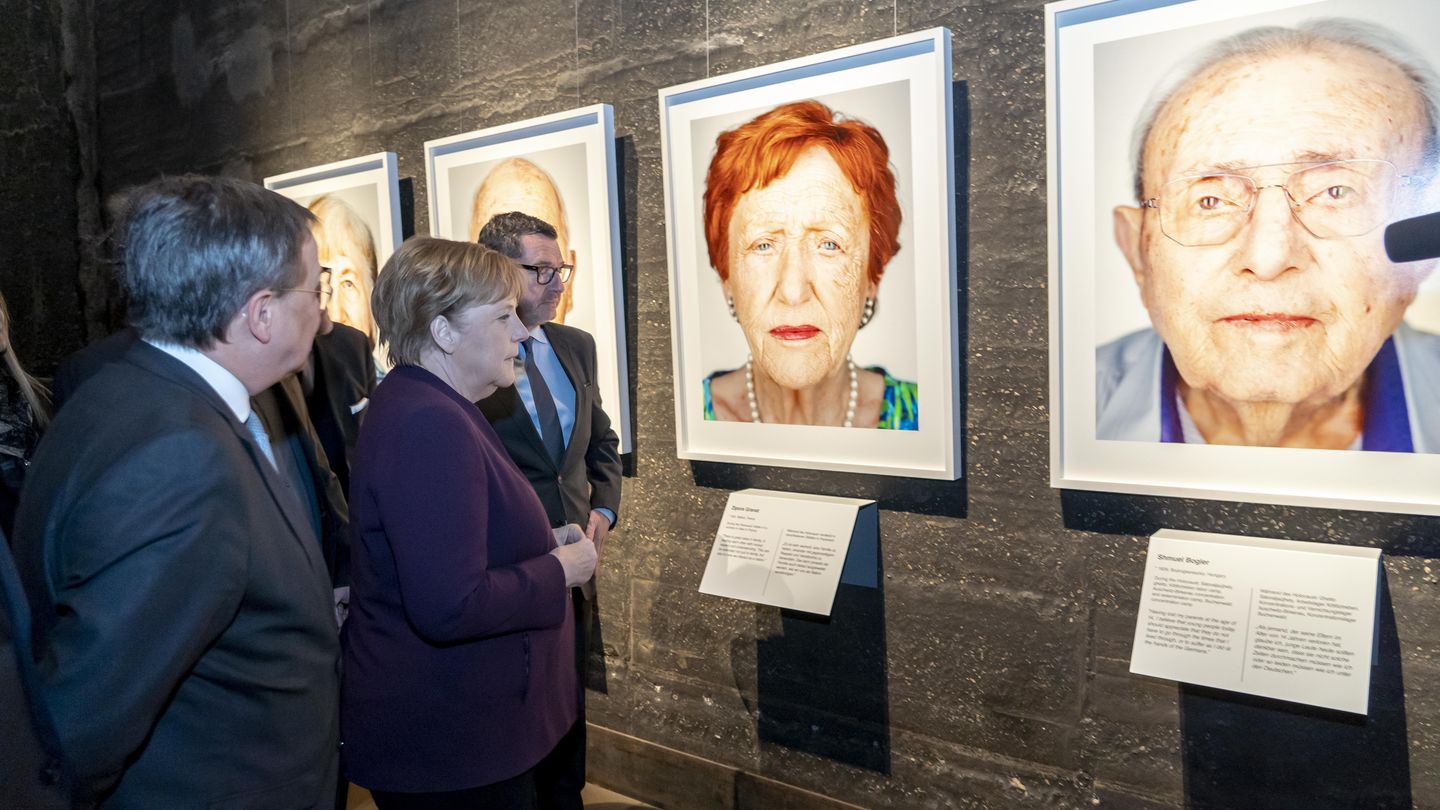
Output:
(1131, 529), (1381, 714)
(698, 489), (873, 615)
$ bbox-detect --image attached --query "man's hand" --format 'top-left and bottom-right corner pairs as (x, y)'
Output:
(585, 509), (612, 559)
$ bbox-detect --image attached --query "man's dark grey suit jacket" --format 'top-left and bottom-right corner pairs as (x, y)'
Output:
(13, 340), (340, 807)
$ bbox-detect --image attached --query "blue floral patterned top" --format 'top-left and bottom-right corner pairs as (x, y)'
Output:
(702, 367), (918, 430)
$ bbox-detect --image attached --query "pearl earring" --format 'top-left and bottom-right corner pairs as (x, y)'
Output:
(859, 297), (876, 328)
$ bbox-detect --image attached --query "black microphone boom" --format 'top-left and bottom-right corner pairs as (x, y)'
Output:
(1384, 211), (1440, 263)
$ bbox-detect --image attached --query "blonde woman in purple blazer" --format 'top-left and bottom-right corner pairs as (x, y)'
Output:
(342, 237), (596, 808)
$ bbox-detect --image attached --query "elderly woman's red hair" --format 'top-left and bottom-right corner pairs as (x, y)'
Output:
(703, 100), (902, 286)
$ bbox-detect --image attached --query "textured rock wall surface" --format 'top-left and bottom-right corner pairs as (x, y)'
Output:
(0, 0), (85, 372)
(47, 0), (1440, 806)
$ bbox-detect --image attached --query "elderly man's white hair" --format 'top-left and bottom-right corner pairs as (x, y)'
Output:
(1128, 18), (1440, 201)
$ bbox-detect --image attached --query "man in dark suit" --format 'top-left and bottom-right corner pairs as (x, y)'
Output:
(302, 317), (375, 495)
(477, 211), (622, 809)
(0, 527), (70, 808)
(12, 175), (340, 807)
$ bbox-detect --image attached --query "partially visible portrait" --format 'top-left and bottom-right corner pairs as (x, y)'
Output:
(1048, 0), (1440, 514)
(662, 29), (960, 478)
(265, 152), (402, 374)
(425, 105), (632, 452)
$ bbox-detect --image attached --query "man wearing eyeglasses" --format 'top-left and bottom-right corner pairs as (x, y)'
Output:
(1100, 19), (1440, 451)
(13, 175), (341, 806)
(475, 210), (621, 809)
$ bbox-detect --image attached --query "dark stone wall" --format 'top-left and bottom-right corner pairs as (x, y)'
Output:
(0, 0), (96, 374)
(20, 0), (1440, 806)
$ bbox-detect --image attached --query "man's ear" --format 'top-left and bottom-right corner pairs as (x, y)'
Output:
(429, 314), (453, 354)
(1114, 205), (1149, 287)
(244, 289), (276, 344)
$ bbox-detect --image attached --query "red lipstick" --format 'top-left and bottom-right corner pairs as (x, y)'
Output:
(769, 325), (820, 341)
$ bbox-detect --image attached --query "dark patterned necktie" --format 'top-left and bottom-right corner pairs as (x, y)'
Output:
(523, 338), (566, 465)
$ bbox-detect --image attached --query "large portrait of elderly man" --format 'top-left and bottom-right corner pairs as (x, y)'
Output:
(1049, 0), (1440, 514)
(425, 105), (632, 452)
(661, 29), (961, 478)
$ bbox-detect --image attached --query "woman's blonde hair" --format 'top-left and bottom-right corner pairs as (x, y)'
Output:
(371, 237), (525, 368)
(0, 292), (50, 429)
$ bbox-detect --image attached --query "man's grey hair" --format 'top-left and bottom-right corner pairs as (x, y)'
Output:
(475, 211), (558, 260)
(118, 175), (316, 348)
(1130, 18), (1440, 200)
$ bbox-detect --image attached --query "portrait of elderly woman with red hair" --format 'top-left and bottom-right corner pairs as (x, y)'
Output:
(701, 100), (918, 429)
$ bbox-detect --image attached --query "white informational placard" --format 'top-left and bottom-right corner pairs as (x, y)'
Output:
(698, 489), (875, 616)
(1131, 529), (1382, 714)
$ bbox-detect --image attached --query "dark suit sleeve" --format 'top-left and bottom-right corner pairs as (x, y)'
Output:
(370, 404), (568, 644)
(277, 375), (350, 588)
(578, 332), (622, 524)
(37, 429), (248, 803)
(0, 531), (71, 809)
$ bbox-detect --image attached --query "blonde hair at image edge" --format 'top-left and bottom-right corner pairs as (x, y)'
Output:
(0, 292), (51, 428)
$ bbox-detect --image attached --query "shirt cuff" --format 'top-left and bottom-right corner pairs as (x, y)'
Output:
(594, 507), (616, 528)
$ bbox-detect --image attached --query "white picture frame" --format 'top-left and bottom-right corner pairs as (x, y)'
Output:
(424, 105), (632, 454)
(659, 28), (961, 479)
(1047, 0), (1440, 514)
(265, 151), (403, 374)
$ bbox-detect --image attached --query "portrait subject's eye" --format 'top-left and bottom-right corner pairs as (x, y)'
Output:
(1197, 195), (1225, 211)
(1321, 185), (1357, 203)
(818, 238), (842, 252)
(342, 280), (358, 290)
(749, 238), (775, 253)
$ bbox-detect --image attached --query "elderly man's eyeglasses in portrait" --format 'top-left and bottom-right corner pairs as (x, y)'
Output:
(518, 262), (574, 285)
(275, 267), (334, 310)
(1141, 159), (1425, 247)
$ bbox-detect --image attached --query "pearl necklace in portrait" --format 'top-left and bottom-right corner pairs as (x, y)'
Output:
(745, 354), (858, 427)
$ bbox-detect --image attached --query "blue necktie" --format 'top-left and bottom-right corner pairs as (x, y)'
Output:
(244, 412), (278, 471)
(523, 338), (566, 466)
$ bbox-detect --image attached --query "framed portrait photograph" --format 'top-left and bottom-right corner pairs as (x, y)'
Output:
(265, 152), (403, 374)
(424, 105), (632, 454)
(660, 28), (961, 479)
(1047, 0), (1440, 514)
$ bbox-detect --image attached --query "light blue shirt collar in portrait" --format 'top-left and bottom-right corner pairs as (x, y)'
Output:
(146, 338), (252, 423)
(516, 325), (576, 450)
(1095, 323), (1440, 453)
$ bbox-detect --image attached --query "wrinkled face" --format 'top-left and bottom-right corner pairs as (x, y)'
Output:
(724, 146), (876, 390)
(1118, 47), (1436, 407)
(276, 236), (326, 374)
(325, 254), (375, 342)
(515, 233), (567, 327)
(445, 297), (527, 400)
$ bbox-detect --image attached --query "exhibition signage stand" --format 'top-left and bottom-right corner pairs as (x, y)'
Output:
(1130, 529), (1381, 714)
(699, 489), (878, 616)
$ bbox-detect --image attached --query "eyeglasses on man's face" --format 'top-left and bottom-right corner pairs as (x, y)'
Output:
(518, 263), (574, 285)
(1140, 159), (1424, 247)
(275, 267), (334, 310)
